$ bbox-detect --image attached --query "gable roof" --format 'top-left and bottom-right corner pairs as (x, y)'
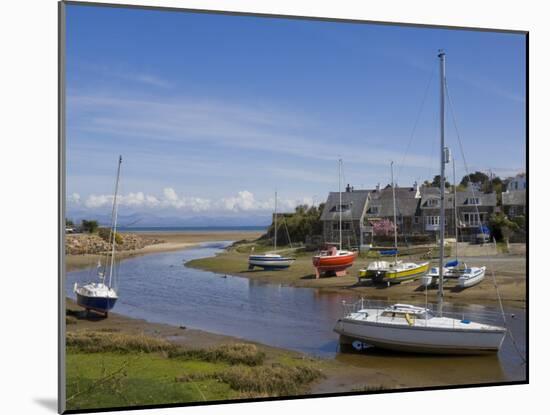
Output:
(320, 190), (370, 221)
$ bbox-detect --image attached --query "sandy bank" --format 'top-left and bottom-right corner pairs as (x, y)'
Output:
(187, 249), (526, 306)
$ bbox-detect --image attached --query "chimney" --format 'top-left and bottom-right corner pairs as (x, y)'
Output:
(376, 183), (380, 192)
(346, 183), (352, 192)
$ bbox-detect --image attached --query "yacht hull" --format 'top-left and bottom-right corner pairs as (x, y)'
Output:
(367, 262), (430, 284)
(312, 251), (357, 278)
(248, 255), (295, 270)
(335, 318), (506, 355)
(76, 292), (118, 314)
(458, 267), (486, 288)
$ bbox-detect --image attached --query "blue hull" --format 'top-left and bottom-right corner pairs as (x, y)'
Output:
(76, 293), (118, 313)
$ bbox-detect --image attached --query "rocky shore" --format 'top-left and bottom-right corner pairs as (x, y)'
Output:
(65, 232), (163, 255)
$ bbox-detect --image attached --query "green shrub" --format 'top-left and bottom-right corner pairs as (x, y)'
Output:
(98, 227), (123, 245)
(169, 343), (265, 366)
(216, 364), (323, 396)
(81, 220), (99, 233)
(67, 331), (176, 354)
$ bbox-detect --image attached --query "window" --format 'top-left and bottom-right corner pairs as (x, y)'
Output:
(426, 216), (446, 226)
(331, 204), (350, 212)
(426, 216), (439, 226)
(332, 222), (352, 231)
(463, 213), (481, 226)
(426, 198), (439, 207)
(413, 216), (420, 224)
(368, 206), (379, 214)
(468, 197), (480, 205)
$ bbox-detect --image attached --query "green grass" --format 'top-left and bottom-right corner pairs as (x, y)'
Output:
(66, 331), (323, 411)
(66, 352), (234, 410)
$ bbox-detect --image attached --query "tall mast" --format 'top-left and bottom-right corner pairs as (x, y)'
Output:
(339, 158), (342, 250)
(274, 191), (277, 251)
(453, 157), (458, 261)
(438, 50), (446, 316)
(391, 161), (398, 262)
(108, 155), (122, 288)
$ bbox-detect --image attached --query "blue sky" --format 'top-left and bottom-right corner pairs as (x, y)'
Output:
(65, 4), (526, 223)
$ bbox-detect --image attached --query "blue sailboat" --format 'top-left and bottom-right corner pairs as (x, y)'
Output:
(73, 156), (122, 316)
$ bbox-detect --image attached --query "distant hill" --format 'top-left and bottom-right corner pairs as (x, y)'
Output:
(65, 209), (272, 228)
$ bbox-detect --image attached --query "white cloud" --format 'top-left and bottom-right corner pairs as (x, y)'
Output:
(163, 187), (178, 202)
(67, 192), (81, 204)
(85, 194), (111, 209)
(220, 190), (269, 212)
(79, 188), (313, 215)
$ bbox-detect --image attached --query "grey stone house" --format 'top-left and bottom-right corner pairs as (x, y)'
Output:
(320, 183), (497, 245)
(420, 187), (497, 241)
(320, 188), (370, 249)
(362, 185), (423, 242)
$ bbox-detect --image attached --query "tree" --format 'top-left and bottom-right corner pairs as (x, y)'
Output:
(65, 218), (74, 227)
(264, 203), (325, 244)
(460, 171), (489, 188)
(373, 219), (396, 237)
(81, 219), (99, 234)
(488, 213), (519, 242)
(431, 175), (450, 188)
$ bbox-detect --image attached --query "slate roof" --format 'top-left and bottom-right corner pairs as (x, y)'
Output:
(320, 190), (370, 221)
(420, 187), (497, 208)
(366, 186), (420, 217)
(502, 190), (526, 206)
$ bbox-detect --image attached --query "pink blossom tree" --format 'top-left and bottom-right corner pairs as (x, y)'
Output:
(372, 219), (397, 236)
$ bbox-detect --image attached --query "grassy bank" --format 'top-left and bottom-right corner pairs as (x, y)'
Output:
(66, 330), (324, 411)
(186, 243), (526, 305)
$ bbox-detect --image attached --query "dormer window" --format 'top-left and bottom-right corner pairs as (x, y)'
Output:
(368, 206), (379, 214)
(330, 204), (350, 213)
(426, 199), (439, 207)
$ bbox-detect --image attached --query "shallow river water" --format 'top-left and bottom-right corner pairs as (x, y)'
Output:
(66, 242), (526, 383)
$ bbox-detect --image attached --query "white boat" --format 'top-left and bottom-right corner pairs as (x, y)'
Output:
(457, 266), (486, 288)
(248, 253), (295, 269)
(421, 263), (486, 288)
(334, 303), (506, 354)
(248, 191), (295, 270)
(334, 51), (506, 354)
(74, 156), (122, 316)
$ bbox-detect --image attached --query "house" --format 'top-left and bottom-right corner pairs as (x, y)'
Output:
(362, 184), (423, 243)
(502, 189), (526, 219)
(320, 186), (370, 249)
(506, 173), (527, 192)
(420, 187), (497, 241)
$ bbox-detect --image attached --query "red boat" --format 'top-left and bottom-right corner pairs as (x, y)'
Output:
(312, 245), (357, 279)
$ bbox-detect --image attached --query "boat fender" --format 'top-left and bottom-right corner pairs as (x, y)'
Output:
(405, 313), (415, 326)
